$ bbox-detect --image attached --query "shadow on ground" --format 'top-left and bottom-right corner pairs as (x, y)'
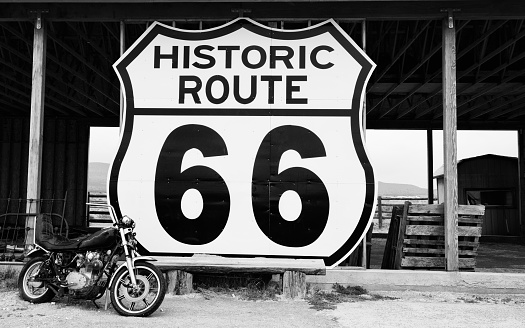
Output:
(369, 238), (525, 273)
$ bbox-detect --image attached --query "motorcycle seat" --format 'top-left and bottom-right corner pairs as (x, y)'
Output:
(36, 234), (89, 251)
(35, 214), (89, 251)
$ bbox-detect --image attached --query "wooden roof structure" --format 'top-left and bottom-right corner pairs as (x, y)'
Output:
(2, 1), (525, 271)
(1, 0), (525, 129)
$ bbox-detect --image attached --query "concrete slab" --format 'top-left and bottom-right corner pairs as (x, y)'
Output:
(307, 268), (525, 294)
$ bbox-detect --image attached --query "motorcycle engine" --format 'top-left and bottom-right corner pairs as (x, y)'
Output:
(66, 251), (104, 290)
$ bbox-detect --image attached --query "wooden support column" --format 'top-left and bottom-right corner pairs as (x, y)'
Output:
(25, 13), (47, 245)
(518, 130), (525, 237)
(166, 270), (193, 295)
(361, 19), (368, 269)
(442, 11), (459, 271)
(282, 271), (306, 299)
(427, 129), (434, 204)
(119, 21), (125, 130)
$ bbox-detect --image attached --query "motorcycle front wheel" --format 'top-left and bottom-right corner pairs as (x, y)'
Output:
(18, 257), (55, 303)
(110, 261), (166, 317)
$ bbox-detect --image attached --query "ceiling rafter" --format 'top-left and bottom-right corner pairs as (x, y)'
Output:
(1, 23), (119, 112)
(368, 21), (431, 94)
(46, 28), (115, 88)
(432, 51), (525, 119)
(456, 66), (525, 118)
(0, 45), (97, 117)
(394, 20), (508, 119)
(368, 21), (435, 116)
(0, 70), (68, 115)
(473, 88), (525, 119)
(368, 21), (394, 63)
(414, 22), (525, 118)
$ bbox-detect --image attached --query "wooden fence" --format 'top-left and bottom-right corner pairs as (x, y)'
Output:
(375, 196), (436, 231)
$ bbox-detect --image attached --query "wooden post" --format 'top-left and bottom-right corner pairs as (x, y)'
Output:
(377, 196), (383, 228)
(427, 129), (434, 204)
(442, 11), (459, 271)
(518, 130), (525, 238)
(119, 21), (125, 131)
(25, 14), (47, 246)
(361, 19), (368, 269)
(282, 271), (306, 299)
(166, 270), (193, 295)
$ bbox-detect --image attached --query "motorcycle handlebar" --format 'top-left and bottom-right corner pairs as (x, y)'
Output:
(86, 202), (120, 225)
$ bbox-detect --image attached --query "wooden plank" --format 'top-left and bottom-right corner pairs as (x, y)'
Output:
(377, 196), (383, 228)
(154, 255), (326, 275)
(394, 202), (409, 269)
(405, 225), (482, 237)
(403, 248), (477, 256)
(407, 204), (484, 216)
(404, 239), (479, 248)
(458, 205), (485, 216)
(381, 207), (399, 269)
(401, 257), (475, 269)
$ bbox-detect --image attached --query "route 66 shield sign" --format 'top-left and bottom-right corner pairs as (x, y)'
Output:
(109, 18), (376, 268)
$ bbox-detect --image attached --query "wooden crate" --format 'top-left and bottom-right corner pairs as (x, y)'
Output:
(382, 202), (485, 271)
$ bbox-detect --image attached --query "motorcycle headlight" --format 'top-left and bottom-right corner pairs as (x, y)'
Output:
(121, 216), (135, 228)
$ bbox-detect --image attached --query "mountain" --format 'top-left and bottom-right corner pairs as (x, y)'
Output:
(378, 181), (428, 197)
(88, 162), (431, 197)
(88, 162), (110, 192)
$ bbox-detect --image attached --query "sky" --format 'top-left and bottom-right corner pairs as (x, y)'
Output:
(89, 127), (519, 189)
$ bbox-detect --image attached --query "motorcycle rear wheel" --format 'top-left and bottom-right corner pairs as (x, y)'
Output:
(110, 262), (166, 317)
(18, 257), (55, 303)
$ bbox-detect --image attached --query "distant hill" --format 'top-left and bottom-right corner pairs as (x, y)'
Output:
(88, 162), (110, 192)
(88, 162), (431, 197)
(378, 181), (429, 197)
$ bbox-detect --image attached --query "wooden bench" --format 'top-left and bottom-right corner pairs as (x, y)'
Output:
(86, 192), (112, 228)
(154, 255), (326, 299)
(382, 202), (485, 271)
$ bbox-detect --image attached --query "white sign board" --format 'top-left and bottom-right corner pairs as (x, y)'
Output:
(109, 18), (376, 268)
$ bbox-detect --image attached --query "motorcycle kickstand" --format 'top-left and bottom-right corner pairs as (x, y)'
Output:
(104, 289), (110, 310)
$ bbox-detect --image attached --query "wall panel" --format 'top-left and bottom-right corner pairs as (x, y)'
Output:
(0, 117), (89, 228)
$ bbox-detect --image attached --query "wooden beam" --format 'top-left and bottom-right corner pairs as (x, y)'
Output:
(154, 255), (326, 275)
(395, 20), (504, 120)
(25, 15), (46, 245)
(0, 23), (117, 115)
(120, 21), (125, 130)
(442, 13), (459, 272)
(427, 129), (434, 204)
(518, 130), (525, 238)
(422, 24), (525, 119)
(367, 20), (432, 112)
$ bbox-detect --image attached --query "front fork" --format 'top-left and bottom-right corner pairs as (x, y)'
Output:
(119, 227), (138, 287)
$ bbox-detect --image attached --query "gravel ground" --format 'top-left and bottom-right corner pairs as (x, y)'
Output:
(2, 289), (525, 328)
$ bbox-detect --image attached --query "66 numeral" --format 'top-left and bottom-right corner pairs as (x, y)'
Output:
(155, 124), (329, 247)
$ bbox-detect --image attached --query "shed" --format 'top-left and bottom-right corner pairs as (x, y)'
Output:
(434, 155), (520, 236)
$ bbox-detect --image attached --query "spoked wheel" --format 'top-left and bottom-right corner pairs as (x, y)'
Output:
(110, 262), (166, 317)
(18, 257), (55, 303)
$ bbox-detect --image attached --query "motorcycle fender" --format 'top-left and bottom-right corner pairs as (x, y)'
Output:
(108, 256), (159, 288)
(25, 247), (48, 259)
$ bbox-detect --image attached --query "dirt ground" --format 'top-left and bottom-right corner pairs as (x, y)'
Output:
(1, 289), (525, 328)
(3, 237), (525, 327)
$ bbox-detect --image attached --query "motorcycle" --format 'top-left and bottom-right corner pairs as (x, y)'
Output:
(18, 203), (166, 317)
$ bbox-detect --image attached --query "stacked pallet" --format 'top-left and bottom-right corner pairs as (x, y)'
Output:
(382, 202), (485, 271)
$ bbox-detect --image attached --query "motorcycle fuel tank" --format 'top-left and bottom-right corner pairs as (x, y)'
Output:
(78, 227), (118, 250)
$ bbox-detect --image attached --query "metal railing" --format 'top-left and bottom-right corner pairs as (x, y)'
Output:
(0, 196), (67, 262)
